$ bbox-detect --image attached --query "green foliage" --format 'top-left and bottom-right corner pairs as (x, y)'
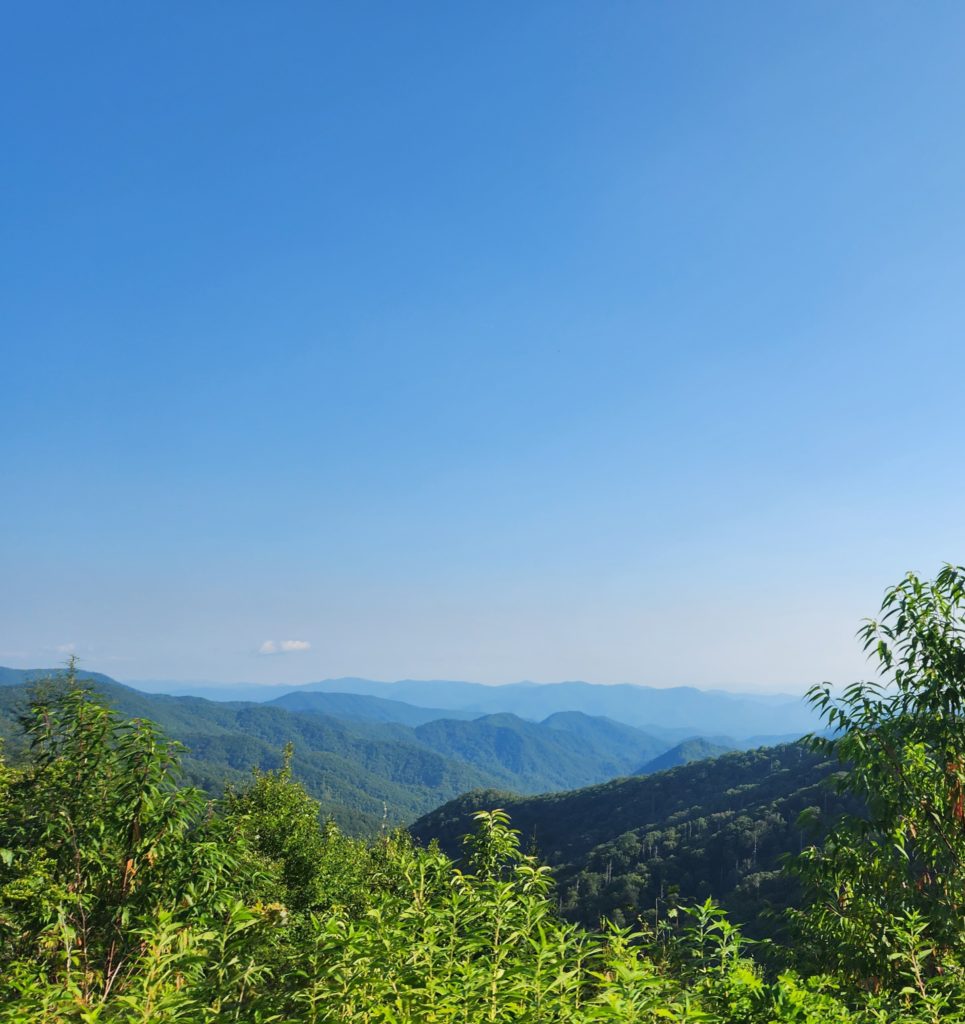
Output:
(0, 664), (274, 1020)
(222, 743), (394, 919)
(795, 565), (965, 987)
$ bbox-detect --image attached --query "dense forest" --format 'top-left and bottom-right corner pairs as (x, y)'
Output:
(411, 742), (851, 937)
(3, 565), (965, 1021)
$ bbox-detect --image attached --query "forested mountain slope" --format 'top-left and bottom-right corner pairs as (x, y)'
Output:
(273, 699), (670, 786)
(266, 689), (481, 725)
(637, 737), (735, 773)
(0, 678), (495, 832)
(410, 712), (666, 792)
(541, 711), (669, 766)
(411, 742), (849, 934)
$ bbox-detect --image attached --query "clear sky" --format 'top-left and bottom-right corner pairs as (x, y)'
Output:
(3, 3), (964, 691)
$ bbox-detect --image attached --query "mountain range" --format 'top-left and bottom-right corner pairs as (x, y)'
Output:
(0, 668), (664, 830)
(125, 673), (818, 740)
(0, 666), (821, 835)
(0, 663), (843, 936)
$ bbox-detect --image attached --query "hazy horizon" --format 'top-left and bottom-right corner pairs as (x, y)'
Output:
(2, 661), (824, 702)
(128, 674), (808, 694)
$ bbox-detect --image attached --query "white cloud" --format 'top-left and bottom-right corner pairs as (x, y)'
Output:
(56, 642), (77, 654)
(280, 639), (311, 652)
(258, 639), (311, 656)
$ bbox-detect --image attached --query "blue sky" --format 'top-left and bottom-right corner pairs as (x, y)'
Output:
(3, 3), (964, 690)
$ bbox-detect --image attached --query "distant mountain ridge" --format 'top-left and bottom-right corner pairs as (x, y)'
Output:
(113, 674), (818, 740)
(266, 690), (482, 727)
(277, 677), (819, 740)
(0, 666), (119, 688)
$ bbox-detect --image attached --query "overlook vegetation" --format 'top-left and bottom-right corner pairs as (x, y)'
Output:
(3, 565), (965, 1022)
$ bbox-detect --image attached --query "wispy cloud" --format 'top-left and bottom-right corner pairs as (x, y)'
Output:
(56, 642), (77, 654)
(258, 639), (311, 656)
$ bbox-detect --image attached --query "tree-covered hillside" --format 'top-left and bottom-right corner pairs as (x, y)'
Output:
(411, 742), (851, 935)
(637, 737), (735, 774)
(410, 712), (666, 792)
(0, 678), (491, 832)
